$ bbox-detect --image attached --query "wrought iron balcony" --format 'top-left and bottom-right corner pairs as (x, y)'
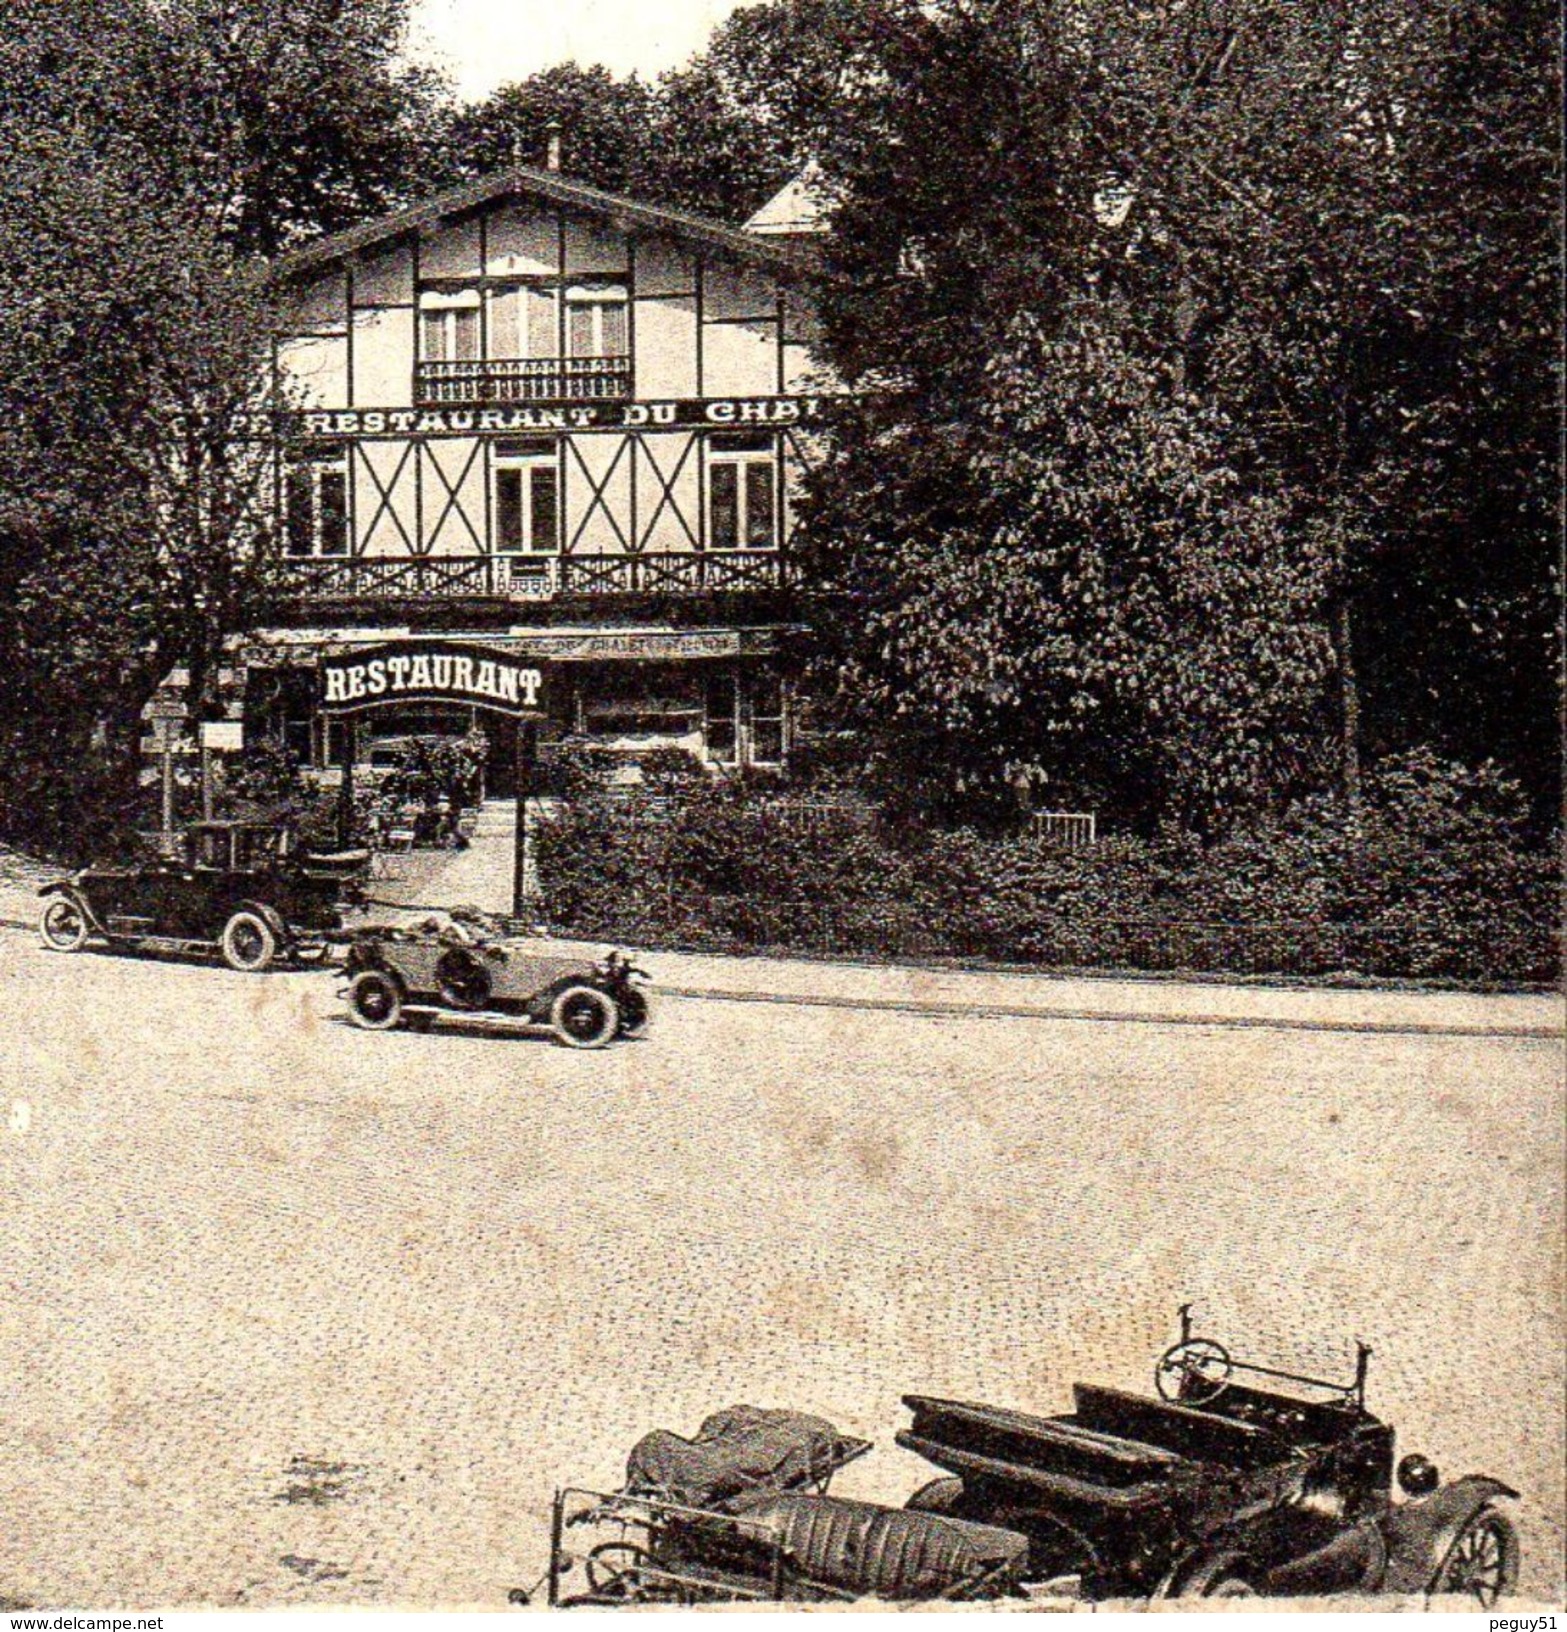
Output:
(280, 551), (789, 602)
(415, 356), (632, 406)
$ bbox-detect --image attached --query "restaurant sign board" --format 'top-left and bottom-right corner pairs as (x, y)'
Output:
(318, 640), (550, 717)
(290, 396), (829, 440)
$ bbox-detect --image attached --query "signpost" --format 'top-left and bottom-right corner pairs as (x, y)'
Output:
(317, 641), (553, 916)
(198, 720), (244, 821)
(146, 697), (189, 856)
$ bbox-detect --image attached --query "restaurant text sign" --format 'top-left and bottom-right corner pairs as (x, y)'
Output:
(292, 396), (828, 439)
(318, 641), (550, 717)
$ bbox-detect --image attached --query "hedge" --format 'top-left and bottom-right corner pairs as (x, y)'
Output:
(533, 751), (1560, 987)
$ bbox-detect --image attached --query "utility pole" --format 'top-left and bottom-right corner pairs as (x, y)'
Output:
(513, 718), (539, 920)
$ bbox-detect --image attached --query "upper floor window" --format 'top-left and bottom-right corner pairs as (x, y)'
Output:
(708, 431), (777, 551)
(565, 284), (628, 358)
(488, 285), (557, 359)
(416, 280), (631, 404)
(494, 437), (560, 553)
(419, 289), (479, 361)
(432, 282), (630, 361)
(285, 452), (349, 557)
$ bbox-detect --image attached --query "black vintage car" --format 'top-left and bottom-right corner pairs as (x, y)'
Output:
(531, 1407), (1029, 1606)
(38, 821), (368, 972)
(528, 1316), (1520, 1609)
(899, 1307), (1521, 1604)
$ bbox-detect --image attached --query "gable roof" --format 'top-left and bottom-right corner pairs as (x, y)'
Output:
(278, 164), (813, 280)
(746, 161), (830, 237)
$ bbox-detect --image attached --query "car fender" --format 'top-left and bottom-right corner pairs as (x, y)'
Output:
(528, 972), (611, 1021)
(1379, 1476), (1519, 1595)
(38, 881), (105, 934)
(1153, 1544), (1261, 1600)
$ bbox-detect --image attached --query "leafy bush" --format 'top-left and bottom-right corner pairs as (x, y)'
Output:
(379, 732), (486, 809)
(533, 751), (1559, 985)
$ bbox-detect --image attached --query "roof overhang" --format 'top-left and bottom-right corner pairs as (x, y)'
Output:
(276, 164), (816, 283)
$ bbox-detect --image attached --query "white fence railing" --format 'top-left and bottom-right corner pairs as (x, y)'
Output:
(1029, 810), (1097, 848)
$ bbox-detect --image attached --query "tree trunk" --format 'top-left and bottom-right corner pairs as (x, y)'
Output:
(1336, 593), (1361, 809)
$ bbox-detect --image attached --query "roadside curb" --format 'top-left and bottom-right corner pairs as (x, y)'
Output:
(656, 981), (1562, 1041)
(3, 912), (1554, 1040)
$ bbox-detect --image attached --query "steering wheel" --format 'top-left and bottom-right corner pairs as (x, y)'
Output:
(1156, 1338), (1234, 1404)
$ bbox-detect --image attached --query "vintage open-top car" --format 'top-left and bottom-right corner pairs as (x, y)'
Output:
(526, 1406), (1030, 1606)
(38, 821), (369, 972)
(899, 1307), (1521, 1604)
(529, 1313), (1521, 1608)
(341, 916), (650, 1047)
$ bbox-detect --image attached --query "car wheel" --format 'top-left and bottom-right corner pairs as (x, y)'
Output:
(1432, 1507), (1518, 1607)
(221, 910), (277, 973)
(348, 969), (404, 1031)
(38, 897), (89, 952)
(1178, 1552), (1257, 1598)
(550, 985), (618, 1049)
(617, 988), (651, 1039)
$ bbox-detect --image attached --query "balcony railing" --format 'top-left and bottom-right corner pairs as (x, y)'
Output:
(558, 552), (786, 595)
(280, 552), (789, 602)
(415, 356), (632, 406)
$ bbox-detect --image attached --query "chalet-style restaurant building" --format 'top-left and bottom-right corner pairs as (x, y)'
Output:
(238, 161), (831, 791)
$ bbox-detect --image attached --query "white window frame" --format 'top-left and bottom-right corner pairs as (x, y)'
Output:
(419, 288), (481, 362)
(493, 440), (561, 554)
(707, 434), (779, 551)
(284, 455), (349, 557)
(564, 283), (629, 358)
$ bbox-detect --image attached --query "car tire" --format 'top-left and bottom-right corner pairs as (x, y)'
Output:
(1177, 1552), (1257, 1599)
(550, 985), (618, 1049)
(38, 897), (89, 953)
(221, 909), (277, 973)
(617, 988), (651, 1039)
(1431, 1506), (1518, 1607)
(348, 969), (404, 1031)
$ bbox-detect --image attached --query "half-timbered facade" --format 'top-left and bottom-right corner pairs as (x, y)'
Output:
(236, 161), (830, 788)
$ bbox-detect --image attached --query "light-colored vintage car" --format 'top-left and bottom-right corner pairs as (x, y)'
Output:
(341, 917), (650, 1047)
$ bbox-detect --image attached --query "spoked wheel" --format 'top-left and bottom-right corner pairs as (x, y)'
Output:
(551, 985), (618, 1049)
(1432, 1507), (1518, 1606)
(582, 1543), (687, 1603)
(1167, 1550), (1257, 1600)
(616, 989), (651, 1039)
(38, 897), (89, 952)
(348, 969), (404, 1031)
(1155, 1337), (1233, 1404)
(221, 909), (277, 973)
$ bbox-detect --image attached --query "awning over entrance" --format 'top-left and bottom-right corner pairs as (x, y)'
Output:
(239, 624), (788, 669)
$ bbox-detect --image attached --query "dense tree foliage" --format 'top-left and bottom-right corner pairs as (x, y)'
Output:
(0, 0), (430, 851)
(649, 0), (889, 219)
(429, 1), (887, 221)
(430, 64), (660, 196)
(804, 312), (1336, 828)
(800, 0), (1559, 827)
